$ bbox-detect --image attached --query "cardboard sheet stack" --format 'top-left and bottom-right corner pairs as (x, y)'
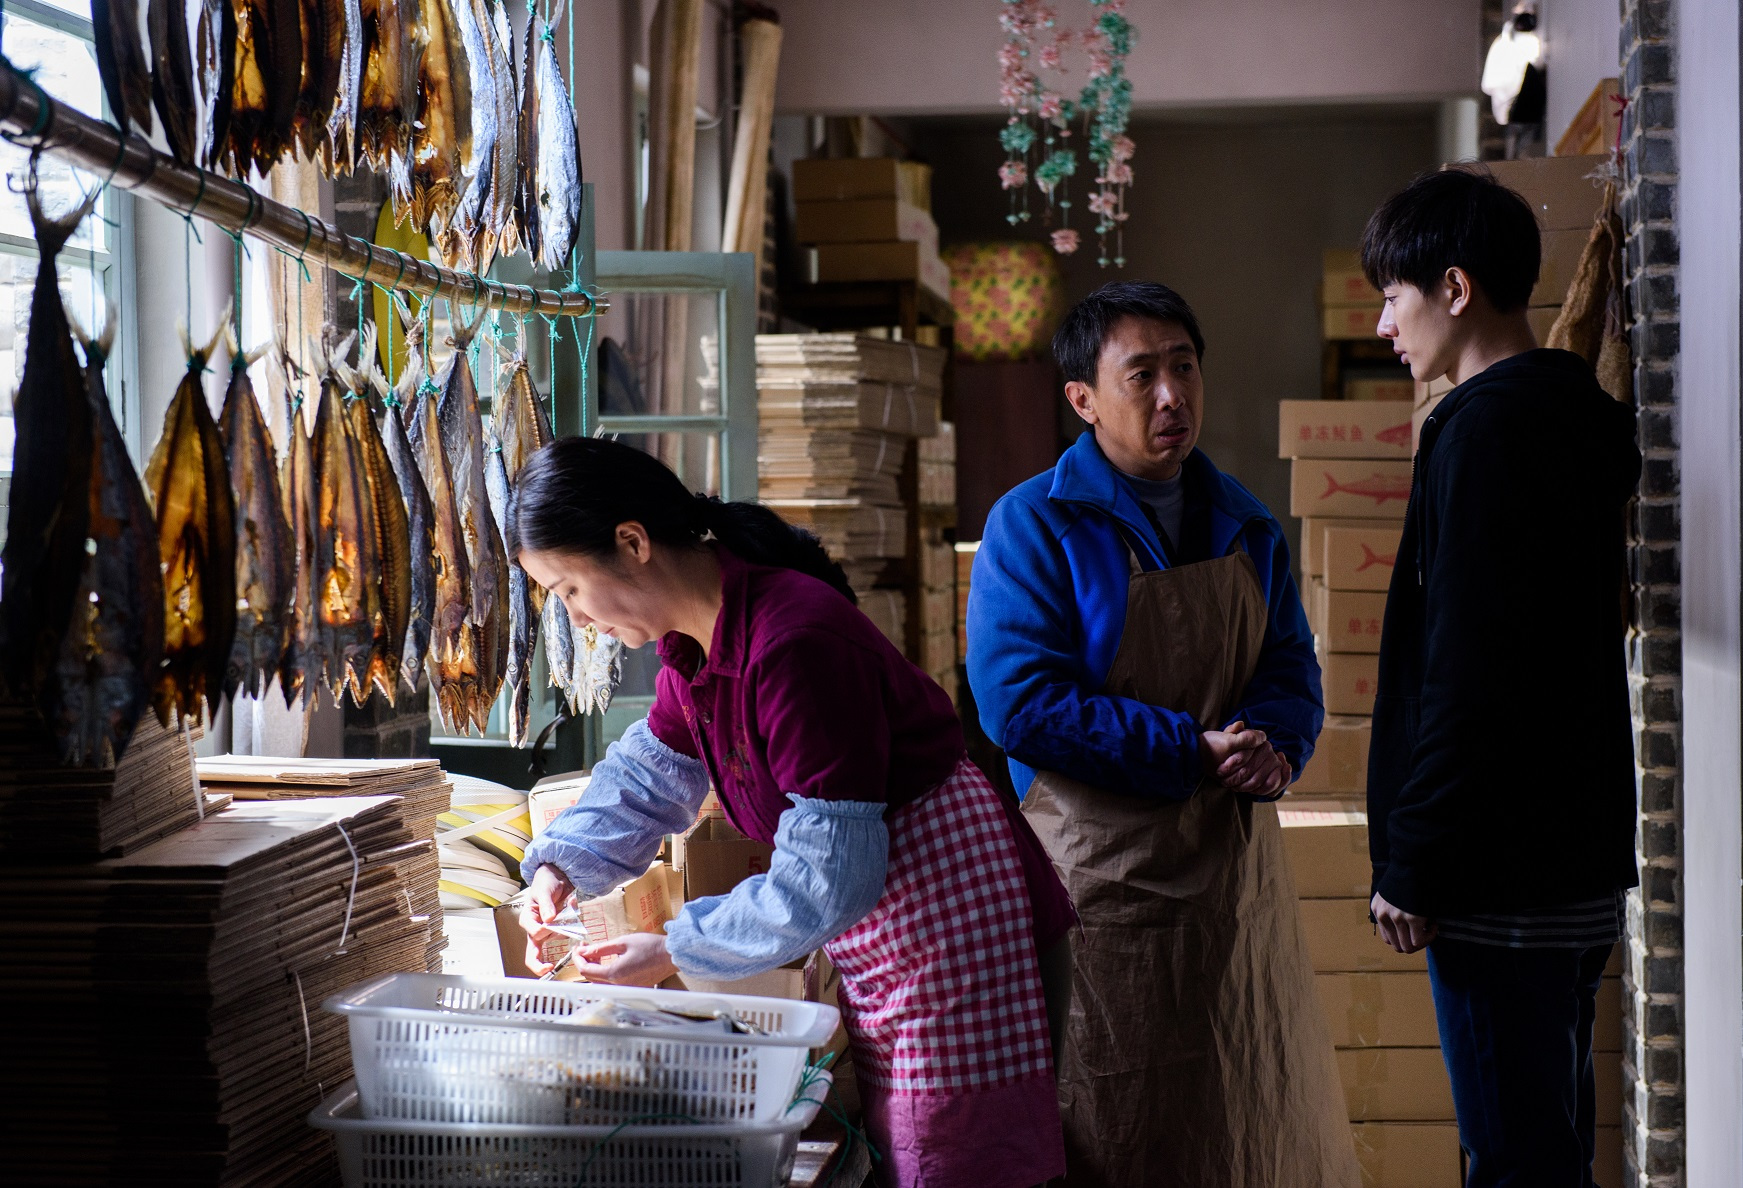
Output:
(758, 333), (947, 650)
(0, 793), (440, 1185)
(792, 157), (951, 305)
(954, 541), (978, 667)
(913, 422), (959, 703)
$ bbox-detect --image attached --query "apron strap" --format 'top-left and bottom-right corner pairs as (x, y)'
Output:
(1114, 522), (1158, 574)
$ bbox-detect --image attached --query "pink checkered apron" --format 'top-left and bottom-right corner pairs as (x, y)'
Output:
(825, 757), (1066, 1188)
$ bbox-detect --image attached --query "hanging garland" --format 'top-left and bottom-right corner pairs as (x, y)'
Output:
(997, 0), (1136, 266)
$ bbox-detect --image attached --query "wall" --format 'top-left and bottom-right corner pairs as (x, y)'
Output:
(915, 107), (1439, 527)
(1542, 0), (1624, 148)
(776, 0), (1482, 116)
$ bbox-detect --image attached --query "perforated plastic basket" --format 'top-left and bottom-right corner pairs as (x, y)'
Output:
(310, 1077), (829, 1188)
(324, 972), (840, 1127)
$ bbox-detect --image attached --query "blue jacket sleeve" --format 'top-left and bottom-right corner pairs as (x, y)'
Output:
(1227, 526), (1325, 800)
(519, 718), (710, 892)
(969, 492), (1205, 800)
(663, 795), (888, 979)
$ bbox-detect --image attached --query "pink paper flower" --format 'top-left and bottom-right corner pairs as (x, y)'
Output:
(1038, 44), (1062, 70)
(1110, 134), (1136, 162)
(1086, 189), (1117, 216)
(999, 160), (1029, 190)
(1051, 228), (1080, 254)
(1087, 49), (1112, 78)
(999, 81), (1026, 108)
(1037, 93), (1063, 121)
(1104, 162), (1133, 185)
(999, 44), (1024, 71)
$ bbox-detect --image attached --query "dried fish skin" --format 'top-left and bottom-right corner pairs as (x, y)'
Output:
(358, 0), (422, 173)
(483, 437), (531, 744)
(405, 0), (470, 231)
(53, 313), (165, 767)
(341, 329), (411, 705)
(93, 0), (154, 135)
(149, 0), (200, 165)
(296, 0), (347, 159)
(542, 592), (572, 699)
(533, 30), (581, 273)
(445, 0), (513, 269)
(218, 341), (293, 701)
(374, 357), (436, 693)
(278, 356), (321, 709)
(192, 0), (237, 170)
(323, 0), (365, 173)
(309, 333), (378, 704)
(143, 322), (238, 726)
(513, 13), (540, 266)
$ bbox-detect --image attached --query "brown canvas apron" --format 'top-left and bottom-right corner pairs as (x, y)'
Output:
(1022, 547), (1358, 1188)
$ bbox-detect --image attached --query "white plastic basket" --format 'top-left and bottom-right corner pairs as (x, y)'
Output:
(324, 972), (840, 1127)
(310, 1076), (830, 1188)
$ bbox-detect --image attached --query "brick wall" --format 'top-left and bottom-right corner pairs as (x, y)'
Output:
(1616, 0), (1683, 1183)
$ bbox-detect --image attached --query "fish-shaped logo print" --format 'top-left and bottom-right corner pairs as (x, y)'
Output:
(1374, 421), (1413, 448)
(1356, 543), (1397, 572)
(1321, 472), (1412, 506)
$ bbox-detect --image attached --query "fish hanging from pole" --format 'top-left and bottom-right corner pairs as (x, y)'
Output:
(357, 0), (423, 181)
(295, 0), (348, 159)
(513, 11), (541, 266)
(322, 0), (365, 173)
(403, 0), (471, 231)
(371, 320), (437, 694)
(92, 0), (155, 137)
(149, 0), (200, 164)
(143, 314), (238, 726)
(531, 21), (581, 273)
(277, 343), (323, 708)
(218, 330), (293, 702)
(308, 330), (379, 704)
(191, 0), (237, 170)
(487, 345), (551, 746)
(55, 306), (166, 767)
(224, 0), (303, 174)
(339, 325), (412, 704)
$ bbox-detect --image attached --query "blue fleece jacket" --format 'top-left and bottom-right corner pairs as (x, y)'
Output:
(968, 432), (1323, 801)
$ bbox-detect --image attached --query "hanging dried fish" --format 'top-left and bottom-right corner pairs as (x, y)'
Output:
(218, 332), (293, 701)
(143, 318), (238, 726)
(0, 181), (99, 706)
(149, 0), (200, 165)
(54, 308), (165, 767)
(486, 0), (519, 262)
(93, 0), (155, 136)
(372, 328), (436, 693)
(309, 330), (379, 703)
(481, 435), (526, 741)
(277, 345), (322, 708)
(489, 347), (552, 744)
(513, 13), (540, 266)
(443, 0), (514, 270)
(323, 0), (365, 172)
(262, 0), (303, 166)
(358, 0), (422, 176)
(532, 25), (581, 273)
(542, 585), (574, 706)
(574, 623), (623, 717)
(340, 326), (412, 704)
(402, 0), (471, 230)
(295, 0), (347, 159)
(192, 0), (237, 170)
(402, 312), (472, 726)
(225, 0), (272, 173)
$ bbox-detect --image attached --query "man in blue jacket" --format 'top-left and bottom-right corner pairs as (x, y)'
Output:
(968, 282), (1355, 1186)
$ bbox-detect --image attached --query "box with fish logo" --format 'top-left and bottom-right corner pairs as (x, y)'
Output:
(1342, 377), (1415, 403)
(1315, 589), (1388, 654)
(1277, 400), (1415, 460)
(1291, 717), (1371, 797)
(1300, 516), (1394, 579)
(1290, 459), (1413, 520)
(1321, 651), (1381, 716)
(1324, 524), (1402, 592)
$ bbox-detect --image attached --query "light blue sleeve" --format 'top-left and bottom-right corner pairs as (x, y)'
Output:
(519, 718), (710, 893)
(664, 795), (888, 980)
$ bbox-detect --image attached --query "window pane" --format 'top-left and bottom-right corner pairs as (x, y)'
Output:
(0, 14), (106, 252)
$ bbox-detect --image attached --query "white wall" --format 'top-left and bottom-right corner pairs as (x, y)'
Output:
(1541, 0), (1622, 150)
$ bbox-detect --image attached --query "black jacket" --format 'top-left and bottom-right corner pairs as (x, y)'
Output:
(1367, 349), (1641, 917)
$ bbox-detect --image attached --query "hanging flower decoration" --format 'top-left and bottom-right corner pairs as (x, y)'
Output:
(997, 0), (1136, 266)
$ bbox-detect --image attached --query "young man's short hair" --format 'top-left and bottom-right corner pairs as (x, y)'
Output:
(1052, 281), (1206, 385)
(1361, 167), (1542, 312)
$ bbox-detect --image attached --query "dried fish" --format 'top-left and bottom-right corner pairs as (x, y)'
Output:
(192, 0), (237, 169)
(574, 623), (623, 717)
(218, 333), (293, 701)
(443, 0), (514, 270)
(263, 0), (303, 164)
(513, 12), (540, 265)
(532, 26), (581, 273)
(340, 326), (412, 704)
(372, 333), (436, 692)
(403, 312), (472, 725)
(489, 348), (552, 743)
(0, 182), (98, 706)
(358, 0), (422, 176)
(323, 0), (365, 172)
(277, 346), (321, 708)
(309, 331), (378, 703)
(225, 0), (272, 173)
(403, 0), (471, 230)
(93, 0), (154, 135)
(487, 0), (519, 261)
(54, 308), (165, 767)
(543, 593), (573, 705)
(143, 318), (238, 726)
(149, 0), (200, 164)
(482, 435), (528, 742)
(296, 0), (347, 159)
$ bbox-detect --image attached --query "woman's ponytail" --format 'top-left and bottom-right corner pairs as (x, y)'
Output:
(507, 436), (856, 603)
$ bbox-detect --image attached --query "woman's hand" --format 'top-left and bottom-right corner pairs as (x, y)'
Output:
(573, 931), (679, 987)
(521, 863), (576, 976)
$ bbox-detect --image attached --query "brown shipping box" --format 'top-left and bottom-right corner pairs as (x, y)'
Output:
(806, 241), (951, 302)
(792, 157), (931, 208)
(1322, 651), (1380, 717)
(1338, 1048), (1456, 1122)
(796, 198), (938, 250)
(527, 775), (589, 839)
(1413, 375), (1455, 407)
(1322, 249), (1376, 307)
(1291, 716), (1371, 797)
(674, 814), (775, 900)
(1349, 1122), (1462, 1188)
(1325, 524), (1402, 592)
(1301, 516), (1397, 579)
(1318, 588), (1388, 654)
(1323, 304), (1383, 341)
(1278, 400), (1416, 460)
(1344, 377), (1416, 403)
(493, 862), (677, 976)
(1595, 1125), (1623, 1187)
(1528, 306), (1560, 343)
(1485, 154), (1607, 230)
(1300, 897), (1427, 973)
(679, 948), (838, 1004)
(1279, 803), (1370, 896)
(1532, 227), (1591, 308)
(1317, 972), (1440, 1047)
(1291, 459), (1412, 520)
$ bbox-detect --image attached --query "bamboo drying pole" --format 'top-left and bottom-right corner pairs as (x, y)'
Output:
(0, 60), (606, 320)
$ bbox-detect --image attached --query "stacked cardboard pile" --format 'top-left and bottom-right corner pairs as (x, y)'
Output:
(954, 541), (978, 666)
(758, 333), (947, 650)
(1488, 155), (1608, 347)
(0, 794), (441, 1185)
(912, 422), (959, 702)
(1321, 249), (1384, 344)
(792, 158), (950, 305)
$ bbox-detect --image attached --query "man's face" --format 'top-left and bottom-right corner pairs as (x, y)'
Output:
(1377, 278), (1460, 382)
(1064, 315), (1203, 481)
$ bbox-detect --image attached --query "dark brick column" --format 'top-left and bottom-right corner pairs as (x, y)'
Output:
(1617, 0), (1683, 1182)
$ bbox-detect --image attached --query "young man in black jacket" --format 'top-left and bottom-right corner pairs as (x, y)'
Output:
(1361, 168), (1641, 1187)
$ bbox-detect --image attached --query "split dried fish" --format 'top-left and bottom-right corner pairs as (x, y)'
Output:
(489, 348), (552, 745)
(403, 0), (471, 230)
(573, 622), (622, 718)
(0, 182), (97, 706)
(358, 0), (422, 177)
(532, 25), (581, 273)
(372, 333), (436, 692)
(481, 435), (526, 742)
(542, 592), (573, 707)
(277, 345), (322, 708)
(55, 308), (165, 767)
(93, 0), (154, 136)
(143, 318), (238, 726)
(149, 0), (200, 164)
(322, 0), (365, 172)
(486, 0), (519, 261)
(513, 12), (540, 265)
(309, 331), (379, 703)
(192, 0), (237, 170)
(295, 0), (347, 159)
(218, 332), (293, 701)
(340, 326), (412, 704)
(442, 0), (514, 270)
(224, 0), (272, 173)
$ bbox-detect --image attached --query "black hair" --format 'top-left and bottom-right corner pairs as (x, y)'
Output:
(1051, 281), (1206, 385)
(1361, 167), (1542, 313)
(506, 436), (856, 603)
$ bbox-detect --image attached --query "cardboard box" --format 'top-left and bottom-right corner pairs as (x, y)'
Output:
(678, 949), (837, 1003)
(575, 863), (675, 945)
(1528, 305), (1560, 343)
(1291, 459), (1412, 520)
(1318, 972), (1440, 1047)
(1485, 154), (1607, 230)
(1301, 516), (1397, 579)
(1278, 400), (1415, 460)
(1532, 227), (1591, 308)
(1323, 248), (1377, 306)
(1279, 802), (1370, 895)
(796, 198), (938, 250)
(1325, 524), (1401, 592)
(1596, 976), (1622, 1052)
(1595, 1124), (1622, 1187)
(1290, 716), (1371, 797)
(1411, 395), (1445, 451)
(1413, 375), (1455, 407)
(1344, 377), (1416, 403)
(1338, 1048), (1456, 1121)
(1301, 897), (1427, 972)
(1556, 78), (1623, 157)
(1317, 588), (1387, 654)
(1349, 1122), (1462, 1188)
(1322, 652), (1380, 716)
(1324, 303), (1383, 341)
(792, 157), (926, 205)
(673, 815), (775, 901)
(527, 775), (590, 839)
(1595, 1047), (1622, 1127)
(806, 241), (951, 301)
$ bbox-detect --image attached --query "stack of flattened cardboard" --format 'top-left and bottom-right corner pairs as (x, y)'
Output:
(1487, 155), (1608, 346)
(910, 422), (959, 703)
(758, 334), (946, 649)
(954, 541), (978, 665)
(0, 795), (439, 1185)
(792, 158), (950, 305)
